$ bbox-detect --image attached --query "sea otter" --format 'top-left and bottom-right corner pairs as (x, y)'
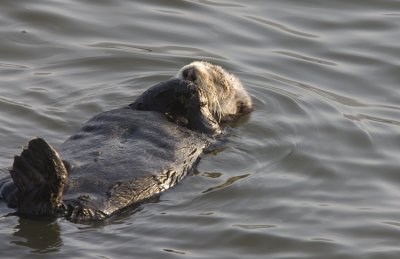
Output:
(0, 61), (252, 223)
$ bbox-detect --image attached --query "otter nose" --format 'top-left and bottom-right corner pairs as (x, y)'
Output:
(182, 67), (198, 81)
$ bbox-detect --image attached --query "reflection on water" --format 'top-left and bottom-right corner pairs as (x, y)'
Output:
(1, 0), (400, 258)
(202, 174), (250, 193)
(12, 218), (62, 253)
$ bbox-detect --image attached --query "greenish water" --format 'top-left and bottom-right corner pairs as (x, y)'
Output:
(1, 0), (400, 258)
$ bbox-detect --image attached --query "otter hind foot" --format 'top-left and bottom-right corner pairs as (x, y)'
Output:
(10, 138), (67, 218)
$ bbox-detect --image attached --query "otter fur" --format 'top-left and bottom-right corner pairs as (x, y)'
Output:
(0, 61), (252, 223)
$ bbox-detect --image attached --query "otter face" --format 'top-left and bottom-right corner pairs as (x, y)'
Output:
(176, 61), (252, 122)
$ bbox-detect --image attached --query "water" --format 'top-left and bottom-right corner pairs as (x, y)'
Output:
(1, 0), (400, 258)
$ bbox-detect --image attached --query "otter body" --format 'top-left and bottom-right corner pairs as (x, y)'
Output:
(60, 107), (209, 221)
(0, 62), (252, 223)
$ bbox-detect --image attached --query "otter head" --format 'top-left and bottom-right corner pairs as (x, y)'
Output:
(176, 61), (252, 123)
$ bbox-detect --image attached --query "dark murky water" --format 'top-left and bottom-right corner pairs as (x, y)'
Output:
(1, 0), (400, 258)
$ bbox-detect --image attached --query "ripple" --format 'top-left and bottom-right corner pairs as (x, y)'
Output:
(87, 42), (152, 53)
(0, 96), (32, 110)
(195, 0), (244, 8)
(382, 221), (400, 228)
(202, 174), (250, 193)
(345, 113), (400, 127)
(163, 248), (186, 255)
(264, 72), (366, 107)
(273, 50), (337, 66)
(245, 15), (318, 38)
(382, 13), (400, 16)
(0, 63), (29, 69)
(199, 172), (223, 179)
(233, 224), (276, 230)
(310, 237), (335, 242)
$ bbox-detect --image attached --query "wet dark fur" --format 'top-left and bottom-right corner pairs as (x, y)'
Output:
(0, 68), (252, 223)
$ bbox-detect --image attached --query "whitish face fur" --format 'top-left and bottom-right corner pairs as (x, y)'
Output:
(176, 61), (252, 122)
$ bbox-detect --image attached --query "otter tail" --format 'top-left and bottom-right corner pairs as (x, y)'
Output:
(10, 138), (67, 218)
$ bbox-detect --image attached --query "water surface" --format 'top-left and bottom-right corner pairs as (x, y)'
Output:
(1, 0), (400, 258)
